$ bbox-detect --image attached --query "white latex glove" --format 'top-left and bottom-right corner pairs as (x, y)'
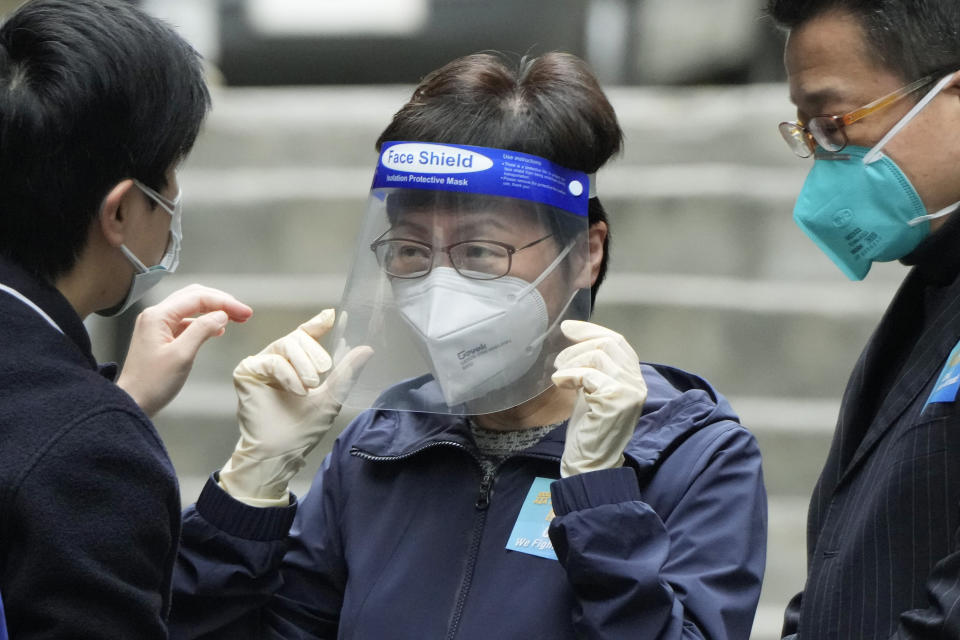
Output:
(552, 320), (647, 478)
(218, 309), (373, 506)
(118, 284), (253, 417)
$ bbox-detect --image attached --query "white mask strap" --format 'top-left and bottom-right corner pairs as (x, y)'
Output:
(133, 179), (181, 215)
(529, 288), (580, 352)
(588, 173), (597, 198)
(520, 240), (581, 351)
(864, 73), (955, 164)
(119, 244), (150, 274)
(908, 200), (960, 226)
(518, 239), (577, 299)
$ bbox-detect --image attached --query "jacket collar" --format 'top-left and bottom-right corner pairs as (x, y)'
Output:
(348, 411), (565, 461)
(824, 213), (960, 486)
(902, 211), (960, 285)
(0, 254), (98, 370)
(833, 269), (960, 489)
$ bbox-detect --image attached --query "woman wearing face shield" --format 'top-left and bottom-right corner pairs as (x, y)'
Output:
(173, 53), (767, 640)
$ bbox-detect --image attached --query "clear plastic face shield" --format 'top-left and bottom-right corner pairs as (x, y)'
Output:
(331, 142), (593, 415)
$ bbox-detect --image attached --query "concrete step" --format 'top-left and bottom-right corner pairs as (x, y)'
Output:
(755, 497), (809, 639)
(158, 382), (834, 489)
(157, 378), (837, 553)
(189, 84), (803, 169)
(175, 162), (907, 284)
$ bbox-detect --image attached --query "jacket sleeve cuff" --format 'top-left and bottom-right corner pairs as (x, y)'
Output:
(550, 467), (641, 516)
(194, 472), (298, 541)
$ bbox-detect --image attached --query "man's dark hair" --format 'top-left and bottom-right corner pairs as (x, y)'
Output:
(767, 0), (960, 82)
(376, 52), (623, 307)
(0, 0), (211, 282)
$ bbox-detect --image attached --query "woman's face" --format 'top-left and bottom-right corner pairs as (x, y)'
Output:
(386, 203), (586, 319)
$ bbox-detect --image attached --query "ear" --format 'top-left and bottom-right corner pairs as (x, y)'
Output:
(98, 179), (137, 247)
(587, 221), (608, 287)
(938, 69), (960, 97)
(573, 220), (607, 289)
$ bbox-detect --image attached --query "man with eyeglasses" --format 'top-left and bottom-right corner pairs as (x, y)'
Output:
(0, 0), (253, 637)
(769, 1), (960, 638)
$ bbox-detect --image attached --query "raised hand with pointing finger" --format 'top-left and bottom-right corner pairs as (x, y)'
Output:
(218, 309), (374, 506)
(552, 320), (648, 478)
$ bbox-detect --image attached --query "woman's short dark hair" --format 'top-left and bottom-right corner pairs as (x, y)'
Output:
(767, 0), (960, 82)
(0, 0), (211, 282)
(376, 52), (624, 306)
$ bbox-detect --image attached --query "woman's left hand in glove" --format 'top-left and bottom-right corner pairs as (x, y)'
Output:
(552, 320), (647, 478)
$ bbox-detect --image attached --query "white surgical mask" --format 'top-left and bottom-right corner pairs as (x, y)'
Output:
(392, 242), (574, 407)
(98, 180), (182, 317)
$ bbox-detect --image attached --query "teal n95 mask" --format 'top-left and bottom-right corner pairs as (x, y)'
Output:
(99, 180), (182, 317)
(329, 141), (593, 415)
(793, 73), (960, 280)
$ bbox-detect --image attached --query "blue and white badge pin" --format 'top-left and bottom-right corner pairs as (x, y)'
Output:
(506, 477), (558, 561)
(925, 340), (960, 409)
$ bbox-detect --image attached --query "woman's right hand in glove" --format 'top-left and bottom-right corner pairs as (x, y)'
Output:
(218, 309), (373, 506)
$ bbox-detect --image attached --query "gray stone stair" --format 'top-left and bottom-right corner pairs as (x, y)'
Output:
(85, 84), (907, 640)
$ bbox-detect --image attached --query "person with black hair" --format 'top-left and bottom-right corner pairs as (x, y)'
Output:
(172, 52), (767, 639)
(0, 0), (252, 636)
(768, 0), (960, 637)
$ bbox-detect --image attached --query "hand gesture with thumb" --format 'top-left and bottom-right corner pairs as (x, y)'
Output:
(219, 309), (373, 505)
(552, 320), (647, 478)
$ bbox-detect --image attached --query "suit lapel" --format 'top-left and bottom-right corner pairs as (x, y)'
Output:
(836, 274), (960, 489)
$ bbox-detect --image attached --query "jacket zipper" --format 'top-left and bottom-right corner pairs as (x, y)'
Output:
(445, 464), (493, 640)
(351, 441), (495, 640)
(446, 450), (568, 639)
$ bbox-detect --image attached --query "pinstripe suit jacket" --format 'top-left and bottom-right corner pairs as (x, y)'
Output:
(783, 226), (960, 639)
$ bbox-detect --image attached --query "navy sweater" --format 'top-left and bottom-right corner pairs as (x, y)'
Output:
(0, 256), (180, 638)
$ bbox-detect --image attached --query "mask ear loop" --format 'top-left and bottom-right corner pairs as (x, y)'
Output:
(907, 201), (960, 226)
(864, 73), (955, 165)
(512, 239), (581, 354)
(514, 239), (577, 301)
(861, 73), (960, 227)
(133, 179), (180, 216)
(526, 287), (582, 354)
(132, 180), (183, 271)
(119, 245), (151, 274)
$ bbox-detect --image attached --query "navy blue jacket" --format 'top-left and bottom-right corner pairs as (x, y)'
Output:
(0, 256), (181, 638)
(173, 364), (766, 639)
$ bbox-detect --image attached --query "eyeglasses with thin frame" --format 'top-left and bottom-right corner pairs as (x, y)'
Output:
(133, 179), (183, 268)
(779, 75), (933, 158)
(370, 232), (554, 280)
